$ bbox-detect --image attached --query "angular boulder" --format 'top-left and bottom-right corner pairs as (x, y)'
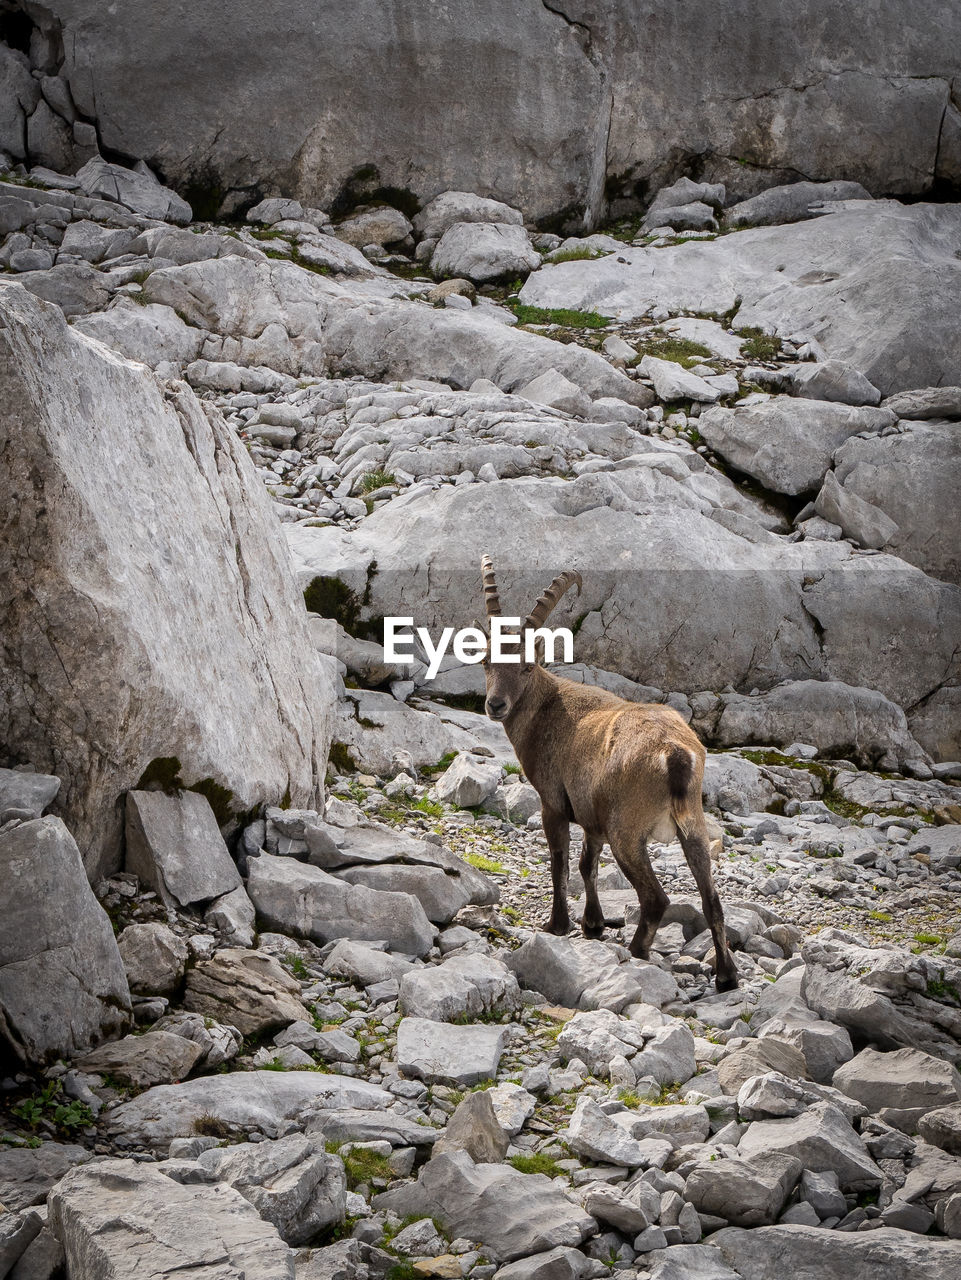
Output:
(184, 948), (311, 1036)
(395, 1017), (505, 1086)
(0, 284), (329, 879)
(374, 1150), (595, 1262)
(48, 1158), (294, 1279)
(124, 789), (242, 908)
(0, 816), (131, 1064)
(117, 922), (189, 995)
(246, 852), (435, 956)
(506, 932), (678, 1011)
(76, 1030), (204, 1089)
(398, 953), (520, 1022)
(712, 1224), (961, 1279)
(683, 1151), (802, 1227)
(832, 1047), (961, 1130)
(738, 1102), (883, 1191)
(431, 222), (539, 284)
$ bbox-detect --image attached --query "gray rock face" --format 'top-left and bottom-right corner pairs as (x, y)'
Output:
(48, 1158), (294, 1279)
(414, 191), (524, 241)
(431, 222), (540, 284)
(28, 5), (960, 224)
(76, 1029), (204, 1089)
(431, 1089), (509, 1163)
(683, 1152), (802, 1227)
(125, 790), (242, 908)
(108, 1071), (391, 1147)
(565, 1096), (650, 1166)
(184, 947), (311, 1036)
(0, 1142), (91, 1213)
(374, 1150), (595, 1262)
(506, 932), (678, 1011)
(712, 1224), (961, 1279)
(334, 860), (496, 925)
(784, 359), (881, 407)
(920, 1104), (961, 1156)
(832, 1047), (961, 1129)
(0, 767), (60, 822)
(0, 816), (131, 1064)
(698, 398), (894, 496)
(828, 422), (961, 582)
(246, 852), (436, 956)
(398, 953), (520, 1021)
(288, 470), (961, 714)
(883, 387), (961, 421)
(520, 202), (961, 394)
(395, 1016), (505, 1086)
(192, 1136), (346, 1246)
(0, 285), (329, 879)
(117, 922), (189, 995)
(434, 752), (503, 807)
(724, 180), (873, 228)
(714, 680), (928, 771)
(492, 1247), (599, 1280)
(75, 157), (192, 223)
(738, 1101), (883, 1191)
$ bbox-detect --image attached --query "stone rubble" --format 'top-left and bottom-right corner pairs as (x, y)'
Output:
(0, 152), (960, 1280)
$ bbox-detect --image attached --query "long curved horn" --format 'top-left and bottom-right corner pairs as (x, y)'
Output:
(525, 570), (582, 630)
(480, 554), (502, 618)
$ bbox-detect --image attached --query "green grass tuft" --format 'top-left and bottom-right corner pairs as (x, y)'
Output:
(508, 1152), (565, 1177)
(508, 302), (609, 330)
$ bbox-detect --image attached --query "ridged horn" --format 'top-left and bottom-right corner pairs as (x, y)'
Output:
(480, 554), (502, 618)
(525, 570), (582, 630)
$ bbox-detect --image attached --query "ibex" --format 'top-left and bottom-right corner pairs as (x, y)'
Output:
(477, 556), (738, 992)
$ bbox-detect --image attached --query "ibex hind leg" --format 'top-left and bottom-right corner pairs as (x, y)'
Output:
(679, 823), (739, 992)
(609, 830), (668, 960)
(542, 807), (572, 936)
(579, 831), (605, 939)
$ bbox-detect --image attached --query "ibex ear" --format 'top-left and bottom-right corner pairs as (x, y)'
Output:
(471, 618), (490, 646)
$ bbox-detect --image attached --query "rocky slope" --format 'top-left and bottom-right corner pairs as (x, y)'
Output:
(1, 147), (960, 1280)
(1, 2), (960, 226)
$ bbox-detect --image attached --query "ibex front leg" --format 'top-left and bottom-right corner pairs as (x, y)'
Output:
(542, 807), (572, 936)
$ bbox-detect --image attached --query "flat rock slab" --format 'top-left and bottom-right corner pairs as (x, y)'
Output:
(48, 1157), (293, 1279)
(506, 932), (678, 1011)
(396, 1017), (505, 1086)
(246, 852), (435, 956)
(711, 1223), (961, 1279)
(0, 816), (131, 1064)
(125, 789), (242, 908)
(107, 1070), (392, 1147)
(375, 1150), (595, 1263)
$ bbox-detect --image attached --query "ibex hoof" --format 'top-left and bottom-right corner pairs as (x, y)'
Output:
(543, 917), (570, 936)
(581, 921), (605, 939)
(715, 973), (739, 993)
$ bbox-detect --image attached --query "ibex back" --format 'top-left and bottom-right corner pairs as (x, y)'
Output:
(476, 555), (738, 993)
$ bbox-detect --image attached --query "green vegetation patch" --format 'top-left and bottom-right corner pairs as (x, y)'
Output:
(738, 326), (782, 360)
(508, 1152), (564, 1177)
(636, 335), (712, 367)
(508, 302), (610, 330)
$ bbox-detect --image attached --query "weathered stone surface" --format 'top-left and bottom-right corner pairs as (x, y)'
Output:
(334, 206), (412, 248)
(324, 940), (415, 986)
(395, 1017), (505, 1086)
(506, 933), (678, 1011)
(724, 180), (873, 229)
(520, 203), (961, 393)
(714, 680), (928, 771)
(375, 1150), (595, 1262)
(738, 1102), (883, 1190)
(0, 1142), (91, 1212)
(0, 816), (131, 1064)
(491, 1246), (598, 1280)
(910, 687), (961, 762)
(712, 1224), (961, 1279)
(920, 1104), (961, 1156)
(828, 421), (961, 582)
(398, 953), (520, 1022)
(0, 767), (60, 822)
(433, 752), (503, 808)
(108, 1071), (391, 1146)
(153, 1011), (243, 1070)
(124, 790), (242, 908)
(287, 471), (961, 713)
(334, 857), (497, 925)
(184, 947), (311, 1036)
(784, 359), (881, 407)
(883, 387), (961, 421)
(415, 191), (524, 241)
(117, 922), (189, 995)
(698, 398), (893, 496)
(35, 5), (960, 225)
(716, 1038), (807, 1096)
(566, 1096), (649, 1166)
(0, 284), (329, 879)
(246, 852), (436, 956)
(684, 1152), (801, 1227)
(77, 1029), (204, 1088)
(48, 1158), (294, 1278)
(307, 1107), (438, 1149)
(192, 1135), (346, 1246)
(431, 222), (539, 284)
(0, 1211), (42, 1280)
(75, 157), (192, 223)
(833, 1047), (961, 1128)
(431, 1090), (509, 1163)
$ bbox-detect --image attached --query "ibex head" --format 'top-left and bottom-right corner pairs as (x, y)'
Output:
(476, 554), (582, 721)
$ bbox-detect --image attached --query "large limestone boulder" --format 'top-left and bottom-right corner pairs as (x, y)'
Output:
(0, 816), (131, 1064)
(286, 473), (961, 711)
(431, 222), (540, 283)
(712, 1224), (961, 1279)
(374, 1150), (596, 1262)
(520, 202), (961, 393)
(826, 420), (961, 582)
(713, 680), (930, 771)
(0, 284), (330, 879)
